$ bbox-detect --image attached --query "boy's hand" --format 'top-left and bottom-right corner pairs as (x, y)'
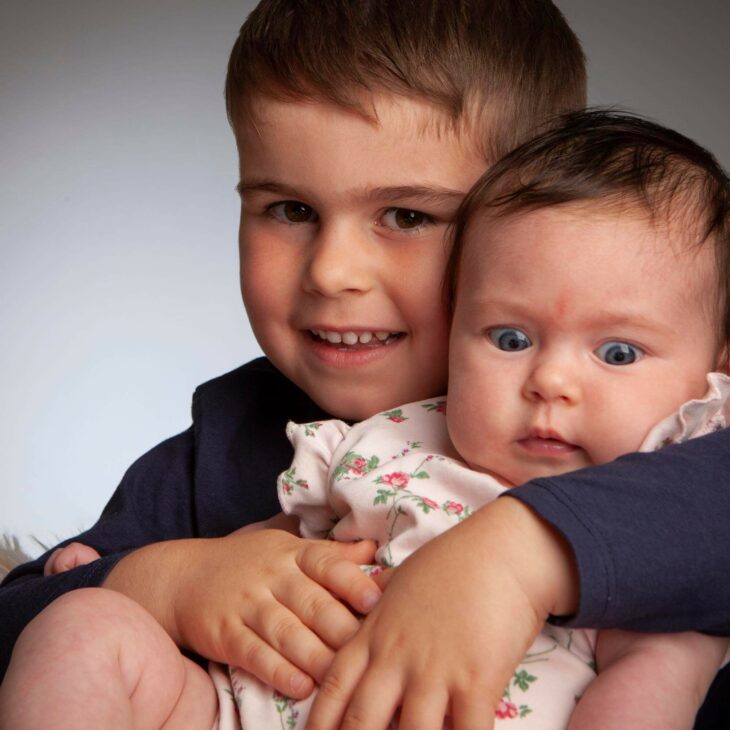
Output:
(306, 497), (578, 730)
(104, 530), (382, 700)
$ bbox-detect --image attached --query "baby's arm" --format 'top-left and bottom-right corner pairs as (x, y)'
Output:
(568, 630), (729, 730)
(307, 496), (578, 729)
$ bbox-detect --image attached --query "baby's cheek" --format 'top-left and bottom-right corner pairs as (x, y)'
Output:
(586, 413), (652, 465)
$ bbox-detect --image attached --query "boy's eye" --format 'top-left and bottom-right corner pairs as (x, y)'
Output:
(488, 327), (532, 352)
(381, 208), (432, 231)
(595, 341), (643, 366)
(268, 201), (317, 224)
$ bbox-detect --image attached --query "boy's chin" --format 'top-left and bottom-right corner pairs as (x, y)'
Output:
(308, 381), (441, 422)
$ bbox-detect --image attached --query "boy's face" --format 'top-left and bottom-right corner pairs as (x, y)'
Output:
(447, 204), (722, 486)
(236, 96), (486, 420)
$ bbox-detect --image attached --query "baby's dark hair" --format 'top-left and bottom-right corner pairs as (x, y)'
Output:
(448, 110), (730, 343)
(225, 0), (586, 161)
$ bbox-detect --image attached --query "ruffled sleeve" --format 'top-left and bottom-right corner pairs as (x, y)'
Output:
(640, 372), (730, 451)
(277, 419), (351, 539)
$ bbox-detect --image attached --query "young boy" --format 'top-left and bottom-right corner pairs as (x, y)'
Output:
(1, 1), (729, 728)
(0, 0), (588, 723)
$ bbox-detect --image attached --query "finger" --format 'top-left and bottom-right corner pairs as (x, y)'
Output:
(43, 548), (63, 576)
(67, 543), (102, 568)
(336, 665), (403, 730)
(452, 689), (496, 730)
(43, 543), (100, 576)
(370, 567), (395, 591)
(298, 542), (382, 614)
(398, 682), (449, 730)
(242, 599), (335, 684)
(223, 624), (315, 701)
(329, 538), (378, 564)
(305, 643), (370, 730)
(275, 576), (363, 650)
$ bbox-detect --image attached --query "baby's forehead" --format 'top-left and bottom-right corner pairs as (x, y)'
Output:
(461, 200), (720, 304)
(467, 197), (712, 257)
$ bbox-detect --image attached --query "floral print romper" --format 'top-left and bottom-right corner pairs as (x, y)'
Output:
(209, 373), (730, 729)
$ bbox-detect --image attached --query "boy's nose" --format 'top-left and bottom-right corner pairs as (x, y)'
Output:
(302, 224), (375, 297)
(522, 356), (581, 405)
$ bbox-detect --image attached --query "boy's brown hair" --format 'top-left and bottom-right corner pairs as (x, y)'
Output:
(225, 0), (586, 161)
(448, 109), (730, 343)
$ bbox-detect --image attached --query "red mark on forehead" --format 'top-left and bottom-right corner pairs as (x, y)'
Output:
(555, 291), (571, 318)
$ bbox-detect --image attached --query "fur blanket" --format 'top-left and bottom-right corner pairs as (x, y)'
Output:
(0, 535), (33, 580)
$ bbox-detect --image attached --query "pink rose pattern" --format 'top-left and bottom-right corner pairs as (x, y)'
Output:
(383, 408), (408, 423)
(279, 467), (309, 496)
(269, 400), (560, 726)
(379, 471), (410, 488)
(333, 451), (380, 481)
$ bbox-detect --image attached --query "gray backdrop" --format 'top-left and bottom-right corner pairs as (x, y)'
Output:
(1, 1), (728, 550)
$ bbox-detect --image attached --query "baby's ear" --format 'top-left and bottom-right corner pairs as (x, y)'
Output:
(717, 341), (730, 374)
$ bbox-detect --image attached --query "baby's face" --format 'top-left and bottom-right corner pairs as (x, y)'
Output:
(447, 204), (722, 485)
(235, 95), (486, 420)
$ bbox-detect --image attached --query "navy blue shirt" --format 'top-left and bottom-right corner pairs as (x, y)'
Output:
(1, 357), (728, 725)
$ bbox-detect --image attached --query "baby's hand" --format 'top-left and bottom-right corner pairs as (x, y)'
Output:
(306, 497), (578, 729)
(106, 530), (382, 700)
(43, 542), (102, 576)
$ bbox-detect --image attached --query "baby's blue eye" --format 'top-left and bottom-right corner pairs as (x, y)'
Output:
(488, 328), (532, 352)
(268, 201), (317, 224)
(595, 342), (643, 366)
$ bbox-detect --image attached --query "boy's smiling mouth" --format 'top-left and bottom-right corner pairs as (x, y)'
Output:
(308, 329), (404, 349)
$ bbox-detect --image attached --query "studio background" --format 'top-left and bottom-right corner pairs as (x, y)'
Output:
(1, 0), (729, 550)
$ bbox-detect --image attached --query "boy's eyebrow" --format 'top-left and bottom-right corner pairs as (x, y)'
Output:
(364, 185), (466, 207)
(237, 180), (466, 207)
(237, 180), (299, 197)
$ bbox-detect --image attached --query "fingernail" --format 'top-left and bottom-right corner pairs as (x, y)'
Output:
(290, 672), (307, 692)
(361, 590), (381, 611)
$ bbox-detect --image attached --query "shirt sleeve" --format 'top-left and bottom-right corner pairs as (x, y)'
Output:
(278, 419), (350, 538)
(506, 427), (730, 635)
(0, 427), (197, 680)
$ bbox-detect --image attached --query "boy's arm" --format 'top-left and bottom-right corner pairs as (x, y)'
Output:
(0, 427), (199, 682)
(42, 511), (300, 575)
(568, 630), (729, 730)
(307, 428), (730, 730)
(102, 529), (382, 699)
(511, 427), (730, 634)
(35, 509), (380, 700)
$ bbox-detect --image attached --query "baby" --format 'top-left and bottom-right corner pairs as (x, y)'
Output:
(47, 110), (730, 728)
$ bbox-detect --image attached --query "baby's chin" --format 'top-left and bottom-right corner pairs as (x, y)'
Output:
(462, 460), (517, 488)
(464, 458), (592, 489)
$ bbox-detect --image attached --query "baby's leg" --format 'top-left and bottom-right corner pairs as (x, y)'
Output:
(0, 588), (217, 730)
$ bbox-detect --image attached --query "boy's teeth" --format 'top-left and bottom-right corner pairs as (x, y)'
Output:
(311, 329), (397, 345)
